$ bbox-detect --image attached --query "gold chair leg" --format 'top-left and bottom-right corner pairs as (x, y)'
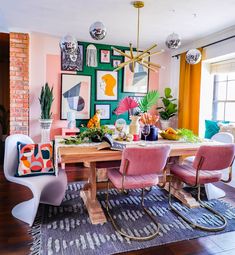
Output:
(168, 177), (227, 232)
(105, 182), (160, 241)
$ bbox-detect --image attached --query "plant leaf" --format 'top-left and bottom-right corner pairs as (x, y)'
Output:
(165, 88), (172, 98)
(139, 90), (160, 113)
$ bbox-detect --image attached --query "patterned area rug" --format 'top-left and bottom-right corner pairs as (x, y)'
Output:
(30, 182), (235, 255)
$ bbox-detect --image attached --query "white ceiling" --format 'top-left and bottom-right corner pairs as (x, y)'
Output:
(0, 0), (235, 50)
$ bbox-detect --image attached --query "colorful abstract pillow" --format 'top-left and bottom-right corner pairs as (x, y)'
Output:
(16, 142), (55, 177)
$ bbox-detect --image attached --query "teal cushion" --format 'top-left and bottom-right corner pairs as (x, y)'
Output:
(205, 120), (230, 139)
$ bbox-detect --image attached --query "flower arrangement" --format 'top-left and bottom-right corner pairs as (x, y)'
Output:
(139, 113), (159, 125)
(114, 90), (160, 116)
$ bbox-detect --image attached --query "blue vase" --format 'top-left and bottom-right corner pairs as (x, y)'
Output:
(141, 125), (158, 141)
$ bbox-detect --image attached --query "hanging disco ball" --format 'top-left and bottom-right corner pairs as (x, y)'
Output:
(165, 33), (181, 49)
(60, 35), (77, 53)
(89, 21), (107, 40)
(186, 49), (202, 65)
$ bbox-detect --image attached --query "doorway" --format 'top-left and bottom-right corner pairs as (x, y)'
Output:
(0, 33), (10, 164)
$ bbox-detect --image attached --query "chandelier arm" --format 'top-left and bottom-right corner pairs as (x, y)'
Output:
(135, 44), (157, 59)
(129, 43), (135, 72)
(143, 60), (161, 68)
(137, 61), (157, 72)
(116, 58), (136, 69)
(137, 7), (140, 54)
(142, 49), (164, 58)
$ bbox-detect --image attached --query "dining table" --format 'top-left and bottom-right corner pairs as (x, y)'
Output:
(55, 136), (220, 225)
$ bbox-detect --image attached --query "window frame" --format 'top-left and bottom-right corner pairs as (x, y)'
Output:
(212, 74), (235, 121)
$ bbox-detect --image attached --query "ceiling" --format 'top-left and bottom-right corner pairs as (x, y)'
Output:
(0, 0), (235, 50)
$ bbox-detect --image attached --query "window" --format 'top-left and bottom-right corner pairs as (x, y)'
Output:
(213, 73), (235, 121)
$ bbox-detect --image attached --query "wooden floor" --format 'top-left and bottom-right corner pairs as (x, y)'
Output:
(1, 165), (235, 255)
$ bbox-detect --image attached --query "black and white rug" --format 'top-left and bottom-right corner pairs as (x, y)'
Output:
(30, 182), (235, 255)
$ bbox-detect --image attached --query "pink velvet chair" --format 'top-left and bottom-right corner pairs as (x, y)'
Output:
(106, 146), (170, 241)
(169, 144), (235, 232)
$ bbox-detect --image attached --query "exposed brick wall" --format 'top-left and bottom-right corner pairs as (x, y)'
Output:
(9, 33), (29, 135)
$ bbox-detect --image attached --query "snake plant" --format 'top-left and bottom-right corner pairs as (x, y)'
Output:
(39, 83), (54, 119)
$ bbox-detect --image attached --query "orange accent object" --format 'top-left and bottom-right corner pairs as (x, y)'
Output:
(178, 48), (203, 135)
(140, 113), (159, 125)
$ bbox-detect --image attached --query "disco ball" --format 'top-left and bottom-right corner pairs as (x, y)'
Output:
(186, 49), (202, 64)
(60, 35), (77, 53)
(89, 21), (107, 40)
(165, 33), (181, 49)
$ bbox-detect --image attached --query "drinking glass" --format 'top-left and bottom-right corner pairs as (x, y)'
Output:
(141, 124), (150, 145)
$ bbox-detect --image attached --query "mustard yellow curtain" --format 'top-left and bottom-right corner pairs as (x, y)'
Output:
(178, 48), (203, 135)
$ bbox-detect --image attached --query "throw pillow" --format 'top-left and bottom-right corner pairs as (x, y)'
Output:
(204, 120), (230, 139)
(16, 142), (55, 177)
(219, 123), (235, 141)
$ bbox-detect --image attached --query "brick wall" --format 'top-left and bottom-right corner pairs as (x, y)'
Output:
(9, 33), (29, 135)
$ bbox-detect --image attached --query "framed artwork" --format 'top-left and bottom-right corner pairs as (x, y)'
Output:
(95, 104), (111, 120)
(112, 48), (122, 56)
(61, 73), (91, 120)
(100, 49), (110, 63)
(123, 50), (149, 94)
(112, 59), (121, 68)
(61, 44), (83, 71)
(96, 70), (118, 101)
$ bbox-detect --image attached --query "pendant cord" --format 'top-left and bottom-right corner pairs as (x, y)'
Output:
(137, 7), (140, 55)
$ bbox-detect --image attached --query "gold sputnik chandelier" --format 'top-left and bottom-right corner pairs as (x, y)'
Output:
(112, 1), (163, 73)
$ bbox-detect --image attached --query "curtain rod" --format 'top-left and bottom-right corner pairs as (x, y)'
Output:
(172, 35), (235, 58)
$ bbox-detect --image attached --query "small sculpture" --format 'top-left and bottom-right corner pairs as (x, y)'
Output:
(87, 109), (101, 128)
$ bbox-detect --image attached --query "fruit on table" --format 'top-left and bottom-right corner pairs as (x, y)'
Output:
(164, 127), (178, 135)
(160, 127), (180, 140)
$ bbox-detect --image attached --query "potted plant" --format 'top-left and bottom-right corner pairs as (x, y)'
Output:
(39, 83), (54, 143)
(157, 87), (178, 130)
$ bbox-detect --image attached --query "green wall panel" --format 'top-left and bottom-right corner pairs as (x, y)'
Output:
(75, 41), (137, 127)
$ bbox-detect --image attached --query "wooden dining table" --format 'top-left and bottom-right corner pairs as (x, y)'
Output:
(56, 137), (218, 225)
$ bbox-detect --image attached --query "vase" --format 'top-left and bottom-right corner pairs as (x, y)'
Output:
(160, 120), (170, 130)
(129, 116), (140, 136)
(141, 125), (158, 141)
(39, 119), (53, 143)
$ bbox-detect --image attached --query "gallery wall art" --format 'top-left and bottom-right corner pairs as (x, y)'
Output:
(59, 41), (154, 126)
(95, 104), (111, 120)
(61, 44), (83, 71)
(61, 73), (91, 120)
(123, 50), (149, 94)
(96, 70), (118, 101)
(100, 49), (110, 63)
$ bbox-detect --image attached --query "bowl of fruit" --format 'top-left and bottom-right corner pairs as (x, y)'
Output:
(160, 128), (180, 140)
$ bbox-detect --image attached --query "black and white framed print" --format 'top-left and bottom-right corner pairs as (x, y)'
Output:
(61, 44), (84, 71)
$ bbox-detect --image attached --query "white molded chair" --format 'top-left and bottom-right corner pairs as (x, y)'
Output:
(184, 132), (234, 200)
(4, 134), (68, 226)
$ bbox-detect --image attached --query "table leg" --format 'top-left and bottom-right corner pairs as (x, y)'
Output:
(164, 177), (200, 208)
(163, 156), (200, 208)
(80, 162), (107, 225)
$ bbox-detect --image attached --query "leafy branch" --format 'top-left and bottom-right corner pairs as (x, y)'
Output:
(138, 90), (160, 113)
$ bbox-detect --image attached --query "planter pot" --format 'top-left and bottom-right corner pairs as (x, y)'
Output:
(141, 125), (158, 141)
(129, 116), (140, 136)
(160, 120), (170, 130)
(39, 119), (53, 143)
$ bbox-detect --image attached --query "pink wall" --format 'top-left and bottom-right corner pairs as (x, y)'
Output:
(29, 32), (160, 142)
